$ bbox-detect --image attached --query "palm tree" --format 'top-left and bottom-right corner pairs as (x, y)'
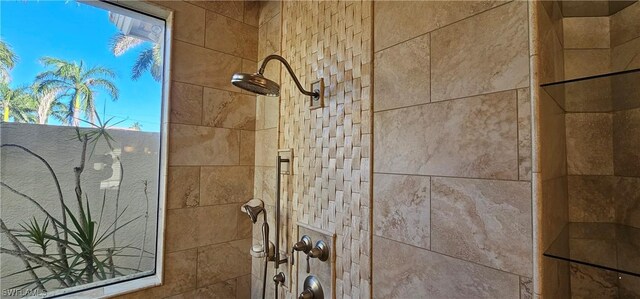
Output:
(109, 33), (162, 81)
(0, 40), (18, 83)
(36, 57), (119, 126)
(31, 84), (66, 124)
(0, 83), (36, 123)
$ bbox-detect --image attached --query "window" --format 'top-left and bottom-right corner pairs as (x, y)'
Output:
(0, 1), (171, 297)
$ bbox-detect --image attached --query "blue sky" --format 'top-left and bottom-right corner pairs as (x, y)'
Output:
(1, 1), (163, 132)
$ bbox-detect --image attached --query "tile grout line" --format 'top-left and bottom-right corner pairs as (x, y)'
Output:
(373, 0), (515, 54)
(373, 87), (524, 114)
(372, 172), (525, 183)
(374, 234), (528, 278)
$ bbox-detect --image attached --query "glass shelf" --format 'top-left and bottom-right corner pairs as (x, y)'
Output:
(541, 68), (640, 113)
(544, 222), (640, 277)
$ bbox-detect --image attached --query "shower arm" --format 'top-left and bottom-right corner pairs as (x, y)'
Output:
(258, 54), (319, 98)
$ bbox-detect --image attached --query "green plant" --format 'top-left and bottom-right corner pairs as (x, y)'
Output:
(0, 117), (153, 294)
(0, 40), (18, 83)
(109, 33), (162, 81)
(0, 83), (37, 123)
(36, 57), (119, 126)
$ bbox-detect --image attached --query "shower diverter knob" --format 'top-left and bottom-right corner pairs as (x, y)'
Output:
(298, 276), (324, 299)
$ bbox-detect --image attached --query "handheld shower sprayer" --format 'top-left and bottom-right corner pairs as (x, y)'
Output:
(241, 199), (270, 299)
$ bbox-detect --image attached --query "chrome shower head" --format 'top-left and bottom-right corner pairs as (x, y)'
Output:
(241, 198), (265, 224)
(230, 55), (322, 102)
(231, 72), (280, 97)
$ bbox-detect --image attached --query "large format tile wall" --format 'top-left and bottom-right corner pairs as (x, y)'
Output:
(373, 2), (533, 298)
(119, 1), (258, 298)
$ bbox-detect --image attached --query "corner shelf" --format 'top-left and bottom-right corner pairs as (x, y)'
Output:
(543, 222), (640, 277)
(540, 68), (640, 113)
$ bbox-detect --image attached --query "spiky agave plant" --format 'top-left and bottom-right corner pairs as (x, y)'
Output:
(0, 114), (153, 293)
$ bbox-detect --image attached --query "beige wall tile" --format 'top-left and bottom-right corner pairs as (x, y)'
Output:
(570, 264), (618, 299)
(431, 177), (532, 277)
(169, 124), (239, 166)
(616, 176), (640, 228)
(373, 236), (520, 298)
(619, 273), (640, 298)
(373, 1), (504, 52)
(255, 96), (279, 130)
(563, 17), (610, 49)
(119, 249), (198, 298)
(564, 49), (611, 80)
(373, 174), (430, 249)
(373, 34), (430, 112)
(518, 88), (532, 181)
(197, 239), (252, 286)
(568, 175), (616, 222)
(240, 130), (256, 165)
(203, 88), (256, 130)
(152, 1), (205, 46)
(236, 275), (252, 299)
(205, 11), (258, 60)
(200, 166), (254, 206)
(254, 128), (277, 167)
(611, 36), (640, 72)
(165, 204), (238, 252)
(172, 41), (242, 92)
(539, 256), (571, 298)
(614, 108), (640, 177)
(431, 1), (529, 102)
(188, 1), (244, 22)
(520, 277), (533, 299)
(167, 166), (200, 209)
(167, 280), (236, 299)
(537, 91), (566, 179)
(560, 1), (609, 17)
(253, 166), (275, 206)
(374, 90), (518, 180)
(536, 1), (565, 84)
(566, 113), (614, 175)
(258, 13), (281, 61)
(540, 175), (569, 250)
(243, 1), (260, 27)
(259, 1), (280, 26)
(170, 81), (203, 125)
(611, 1), (640, 47)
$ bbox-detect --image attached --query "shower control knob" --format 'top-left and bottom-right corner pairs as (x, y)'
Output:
(305, 240), (329, 273)
(299, 289), (314, 299)
(308, 240), (329, 261)
(291, 235), (312, 265)
(299, 276), (324, 299)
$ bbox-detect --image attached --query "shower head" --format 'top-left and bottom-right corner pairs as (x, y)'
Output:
(241, 198), (265, 224)
(231, 73), (280, 97)
(230, 54), (322, 102)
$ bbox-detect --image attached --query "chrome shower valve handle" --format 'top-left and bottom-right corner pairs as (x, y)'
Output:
(291, 235), (312, 265)
(305, 240), (329, 273)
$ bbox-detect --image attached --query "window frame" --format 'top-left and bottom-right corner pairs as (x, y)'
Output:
(26, 1), (174, 297)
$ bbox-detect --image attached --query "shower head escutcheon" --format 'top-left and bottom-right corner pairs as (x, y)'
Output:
(241, 198), (265, 224)
(231, 54), (323, 103)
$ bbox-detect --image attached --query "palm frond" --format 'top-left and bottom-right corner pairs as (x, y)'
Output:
(131, 48), (154, 80)
(109, 33), (144, 57)
(0, 40), (18, 70)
